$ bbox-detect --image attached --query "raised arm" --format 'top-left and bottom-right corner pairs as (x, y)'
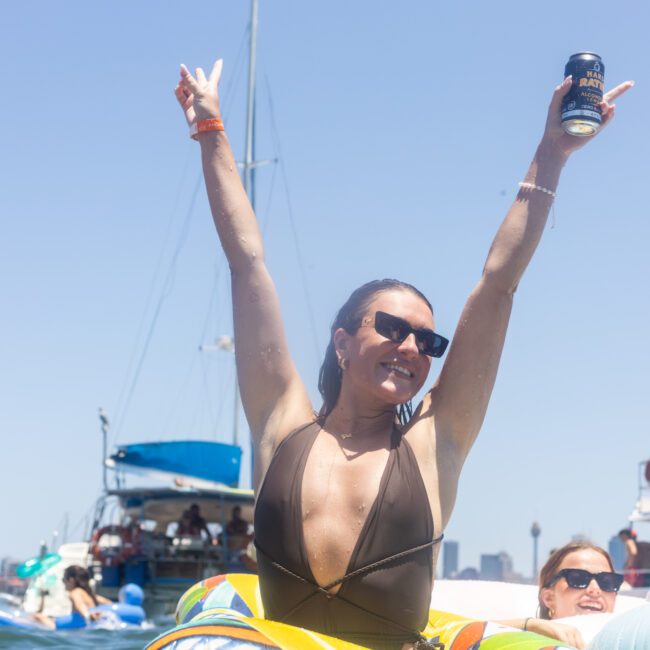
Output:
(175, 61), (313, 474)
(429, 76), (633, 460)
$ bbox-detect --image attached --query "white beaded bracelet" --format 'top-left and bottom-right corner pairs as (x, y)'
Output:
(518, 182), (557, 199)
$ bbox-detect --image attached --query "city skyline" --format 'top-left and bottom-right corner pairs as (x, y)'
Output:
(442, 533), (628, 583)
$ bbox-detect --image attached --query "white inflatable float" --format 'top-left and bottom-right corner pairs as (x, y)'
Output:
(430, 579), (649, 647)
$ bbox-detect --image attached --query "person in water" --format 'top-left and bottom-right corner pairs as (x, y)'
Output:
(175, 60), (632, 650)
(500, 542), (622, 649)
(33, 565), (112, 630)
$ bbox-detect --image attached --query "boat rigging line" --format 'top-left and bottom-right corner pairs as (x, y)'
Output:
(264, 73), (322, 360)
(108, 27), (251, 451)
(108, 2), (321, 458)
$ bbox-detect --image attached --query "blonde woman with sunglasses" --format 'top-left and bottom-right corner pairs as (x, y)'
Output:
(175, 60), (632, 650)
(499, 542), (622, 649)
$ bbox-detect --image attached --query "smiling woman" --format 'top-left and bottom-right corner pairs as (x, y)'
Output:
(539, 543), (620, 619)
(173, 55), (633, 649)
(498, 542), (622, 649)
(319, 279), (443, 425)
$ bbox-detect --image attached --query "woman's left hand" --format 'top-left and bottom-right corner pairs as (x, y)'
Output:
(540, 76), (634, 160)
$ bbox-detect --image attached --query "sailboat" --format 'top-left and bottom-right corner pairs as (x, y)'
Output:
(85, 1), (266, 620)
(88, 438), (255, 618)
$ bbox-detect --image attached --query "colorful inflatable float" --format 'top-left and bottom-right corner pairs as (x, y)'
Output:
(145, 574), (582, 649)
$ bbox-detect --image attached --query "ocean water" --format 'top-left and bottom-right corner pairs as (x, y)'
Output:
(0, 625), (166, 649)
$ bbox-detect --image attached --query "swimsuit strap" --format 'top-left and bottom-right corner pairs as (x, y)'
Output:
(255, 533), (444, 641)
(323, 534), (444, 590)
(330, 592), (445, 649)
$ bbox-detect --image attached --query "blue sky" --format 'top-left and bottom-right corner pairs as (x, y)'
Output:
(2, 0), (649, 579)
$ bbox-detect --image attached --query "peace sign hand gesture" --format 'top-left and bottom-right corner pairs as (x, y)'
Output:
(174, 59), (223, 128)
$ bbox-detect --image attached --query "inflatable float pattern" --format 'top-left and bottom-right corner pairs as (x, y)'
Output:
(145, 574), (575, 650)
(16, 552), (62, 579)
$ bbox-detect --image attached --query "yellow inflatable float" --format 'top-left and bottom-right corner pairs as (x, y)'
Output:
(145, 574), (576, 649)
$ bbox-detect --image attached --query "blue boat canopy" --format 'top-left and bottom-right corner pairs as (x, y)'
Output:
(108, 441), (241, 488)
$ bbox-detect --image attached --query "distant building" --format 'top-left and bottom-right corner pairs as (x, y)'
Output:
(442, 540), (459, 579)
(480, 551), (525, 582)
(457, 566), (480, 580)
(609, 534), (626, 572)
(480, 553), (506, 580)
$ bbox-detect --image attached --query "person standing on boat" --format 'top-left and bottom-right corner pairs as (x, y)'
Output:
(226, 506), (250, 538)
(188, 503), (214, 542)
(175, 61), (632, 650)
(618, 528), (650, 588)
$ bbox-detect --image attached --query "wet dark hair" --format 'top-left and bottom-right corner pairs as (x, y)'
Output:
(63, 565), (98, 605)
(537, 542), (614, 620)
(317, 279), (433, 425)
(618, 528), (636, 540)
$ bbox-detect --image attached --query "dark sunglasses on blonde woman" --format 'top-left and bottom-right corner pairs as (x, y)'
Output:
(545, 568), (624, 593)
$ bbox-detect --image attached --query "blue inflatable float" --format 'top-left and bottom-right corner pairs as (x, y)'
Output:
(587, 603), (650, 650)
(0, 583), (146, 630)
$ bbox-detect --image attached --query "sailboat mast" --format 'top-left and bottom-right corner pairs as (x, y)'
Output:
(232, 0), (259, 448)
(243, 0), (258, 209)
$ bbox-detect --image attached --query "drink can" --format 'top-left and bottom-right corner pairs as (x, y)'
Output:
(561, 52), (605, 136)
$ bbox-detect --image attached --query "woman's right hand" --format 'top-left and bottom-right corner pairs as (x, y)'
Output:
(538, 76), (633, 162)
(174, 59), (223, 127)
(525, 618), (586, 649)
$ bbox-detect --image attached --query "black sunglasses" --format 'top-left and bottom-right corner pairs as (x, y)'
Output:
(545, 568), (624, 593)
(363, 311), (449, 358)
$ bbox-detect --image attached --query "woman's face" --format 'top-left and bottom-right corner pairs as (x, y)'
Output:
(541, 549), (617, 619)
(335, 290), (435, 407)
